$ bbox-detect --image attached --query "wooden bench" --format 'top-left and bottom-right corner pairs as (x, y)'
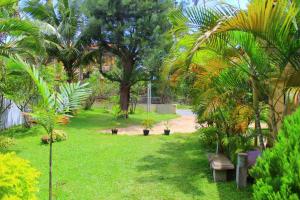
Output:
(208, 153), (234, 182)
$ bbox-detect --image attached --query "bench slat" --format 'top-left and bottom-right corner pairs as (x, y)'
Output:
(209, 154), (234, 170)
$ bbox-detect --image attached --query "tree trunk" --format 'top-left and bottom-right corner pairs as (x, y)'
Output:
(49, 130), (53, 200)
(251, 76), (265, 150)
(269, 100), (278, 146)
(66, 68), (74, 82)
(63, 62), (74, 82)
(120, 82), (131, 118)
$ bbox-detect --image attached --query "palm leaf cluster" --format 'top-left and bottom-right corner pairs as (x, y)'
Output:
(5, 56), (92, 114)
(23, 0), (90, 80)
(166, 0), (300, 148)
(0, 0), (43, 59)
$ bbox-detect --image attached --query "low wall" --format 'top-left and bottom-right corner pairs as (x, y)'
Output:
(138, 104), (176, 114)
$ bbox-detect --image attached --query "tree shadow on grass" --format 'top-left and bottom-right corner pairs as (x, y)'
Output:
(67, 111), (147, 131)
(136, 134), (252, 199)
(0, 125), (42, 139)
(136, 135), (208, 197)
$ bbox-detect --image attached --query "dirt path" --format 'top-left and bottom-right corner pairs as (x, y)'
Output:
(101, 109), (198, 135)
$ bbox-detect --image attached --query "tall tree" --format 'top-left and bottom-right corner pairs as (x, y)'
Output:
(83, 0), (172, 117)
(23, 0), (89, 81)
(166, 0), (300, 147)
(0, 0), (42, 58)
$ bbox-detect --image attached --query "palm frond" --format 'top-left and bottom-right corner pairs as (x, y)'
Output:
(5, 56), (51, 107)
(56, 82), (92, 113)
(0, 0), (17, 7)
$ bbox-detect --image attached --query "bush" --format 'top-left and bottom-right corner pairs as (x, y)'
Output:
(198, 127), (218, 148)
(223, 133), (255, 165)
(250, 108), (300, 200)
(41, 135), (50, 144)
(0, 136), (15, 149)
(41, 130), (67, 144)
(0, 152), (40, 199)
(53, 130), (67, 142)
(142, 119), (155, 130)
(84, 71), (101, 110)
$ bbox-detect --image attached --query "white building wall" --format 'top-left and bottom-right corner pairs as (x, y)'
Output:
(0, 99), (23, 130)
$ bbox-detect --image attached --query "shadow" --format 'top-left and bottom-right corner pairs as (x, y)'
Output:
(136, 135), (207, 197)
(0, 125), (42, 139)
(67, 109), (146, 131)
(136, 134), (252, 199)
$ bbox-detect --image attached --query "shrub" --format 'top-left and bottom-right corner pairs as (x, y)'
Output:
(0, 152), (40, 199)
(198, 127), (218, 147)
(41, 135), (50, 144)
(53, 130), (67, 142)
(111, 105), (127, 119)
(0, 136), (15, 149)
(223, 133), (255, 165)
(84, 71), (101, 110)
(41, 130), (67, 144)
(142, 119), (155, 130)
(250, 108), (300, 200)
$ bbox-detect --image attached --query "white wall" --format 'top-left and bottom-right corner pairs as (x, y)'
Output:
(138, 104), (177, 114)
(0, 99), (23, 130)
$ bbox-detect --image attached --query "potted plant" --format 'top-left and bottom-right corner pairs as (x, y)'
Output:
(142, 119), (154, 136)
(164, 121), (171, 135)
(111, 128), (118, 134)
(111, 122), (121, 135)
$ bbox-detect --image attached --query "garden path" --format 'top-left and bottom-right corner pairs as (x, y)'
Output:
(102, 109), (198, 135)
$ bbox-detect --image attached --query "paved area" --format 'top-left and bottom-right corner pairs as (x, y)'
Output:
(101, 109), (198, 135)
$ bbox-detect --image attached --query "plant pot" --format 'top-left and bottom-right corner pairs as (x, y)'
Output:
(111, 129), (118, 135)
(164, 129), (170, 135)
(143, 129), (150, 136)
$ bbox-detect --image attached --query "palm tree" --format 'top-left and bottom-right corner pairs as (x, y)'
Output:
(166, 0), (300, 147)
(23, 0), (90, 81)
(0, 0), (43, 58)
(5, 55), (92, 200)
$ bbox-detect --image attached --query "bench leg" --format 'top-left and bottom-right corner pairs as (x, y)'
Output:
(213, 169), (227, 182)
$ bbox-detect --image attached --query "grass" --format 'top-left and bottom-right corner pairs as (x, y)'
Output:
(69, 107), (178, 131)
(176, 104), (192, 110)
(3, 108), (252, 199)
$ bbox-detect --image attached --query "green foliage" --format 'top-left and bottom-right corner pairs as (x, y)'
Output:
(84, 71), (101, 110)
(41, 130), (67, 144)
(0, 136), (14, 150)
(53, 130), (67, 142)
(39, 63), (68, 90)
(5, 109), (251, 199)
(57, 82), (92, 114)
(5, 56), (92, 115)
(197, 127), (218, 148)
(250, 108), (300, 200)
(0, 0), (43, 58)
(23, 0), (91, 81)
(142, 118), (155, 130)
(223, 132), (256, 165)
(83, 0), (172, 113)
(111, 105), (128, 119)
(0, 152), (40, 200)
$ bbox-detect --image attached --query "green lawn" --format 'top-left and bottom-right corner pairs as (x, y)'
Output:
(4, 108), (252, 199)
(176, 104), (192, 110)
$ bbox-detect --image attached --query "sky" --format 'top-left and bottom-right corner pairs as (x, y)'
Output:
(223, 0), (248, 8)
(179, 0), (249, 9)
